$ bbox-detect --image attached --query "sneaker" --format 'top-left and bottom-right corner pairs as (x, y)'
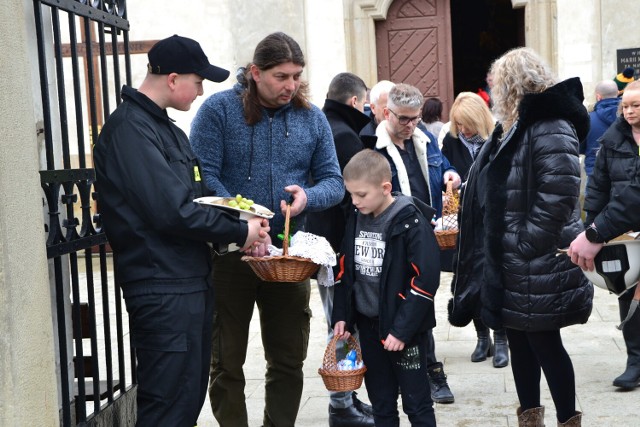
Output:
(352, 391), (373, 416)
(427, 362), (455, 404)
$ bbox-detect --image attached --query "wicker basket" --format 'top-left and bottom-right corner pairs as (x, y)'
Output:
(434, 180), (459, 250)
(242, 204), (320, 282)
(318, 335), (367, 392)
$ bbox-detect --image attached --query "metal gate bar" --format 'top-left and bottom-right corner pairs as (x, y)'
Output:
(33, 1), (132, 425)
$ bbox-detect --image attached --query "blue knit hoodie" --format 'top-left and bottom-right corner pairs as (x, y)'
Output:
(190, 83), (344, 242)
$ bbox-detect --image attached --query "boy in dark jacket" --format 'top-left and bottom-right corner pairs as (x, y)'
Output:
(332, 149), (439, 427)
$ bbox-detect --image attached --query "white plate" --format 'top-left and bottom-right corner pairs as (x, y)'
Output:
(194, 196), (275, 219)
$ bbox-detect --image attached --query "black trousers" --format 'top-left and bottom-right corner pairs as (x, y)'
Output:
(356, 313), (436, 427)
(126, 287), (214, 427)
(506, 328), (576, 423)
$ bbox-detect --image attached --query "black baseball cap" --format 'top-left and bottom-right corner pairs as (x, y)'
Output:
(147, 35), (230, 82)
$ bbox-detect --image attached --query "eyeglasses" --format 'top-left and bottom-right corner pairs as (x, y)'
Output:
(388, 108), (422, 126)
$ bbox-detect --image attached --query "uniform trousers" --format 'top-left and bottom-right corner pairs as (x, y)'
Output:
(126, 287), (214, 427)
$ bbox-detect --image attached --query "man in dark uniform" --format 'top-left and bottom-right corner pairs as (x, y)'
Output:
(93, 35), (269, 426)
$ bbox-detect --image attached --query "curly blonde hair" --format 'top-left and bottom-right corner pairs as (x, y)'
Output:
(490, 47), (556, 133)
(449, 92), (495, 140)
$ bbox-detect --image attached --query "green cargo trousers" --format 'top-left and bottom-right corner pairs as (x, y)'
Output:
(209, 252), (312, 427)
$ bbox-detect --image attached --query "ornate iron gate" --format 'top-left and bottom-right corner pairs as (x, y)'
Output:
(33, 0), (135, 425)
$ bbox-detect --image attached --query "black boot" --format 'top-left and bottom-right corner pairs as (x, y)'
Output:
(328, 403), (375, 427)
(471, 319), (493, 362)
(613, 296), (640, 389)
(427, 362), (455, 403)
(492, 329), (509, 368)
(352, 391), (373, 416)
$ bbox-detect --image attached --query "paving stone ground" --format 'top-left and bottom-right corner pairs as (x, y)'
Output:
(196, 272), (639, 427)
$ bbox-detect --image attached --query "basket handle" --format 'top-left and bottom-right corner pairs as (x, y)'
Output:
(445, 179), (453, 195)
(322, 334), (364, 367)
(283, 203), (291, 256)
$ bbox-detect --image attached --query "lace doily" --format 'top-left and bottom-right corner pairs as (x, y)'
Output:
(267, 232), (337, 287)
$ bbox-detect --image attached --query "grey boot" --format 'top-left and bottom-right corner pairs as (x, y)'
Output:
(493, 329), (509, 368)
(471, 319), (493, 362)
(517, 406), (545, 427)
(557, 411), (581, 427)
(613, 297), (640, 389)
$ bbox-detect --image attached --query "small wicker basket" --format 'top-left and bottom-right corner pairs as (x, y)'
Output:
(318, 335), (367, 392)
(242, 204), (320, 282)
(434, 180), (459, 250)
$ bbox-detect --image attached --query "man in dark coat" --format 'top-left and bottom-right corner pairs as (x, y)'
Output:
(94, 35), (269, 426)
(580, 80), (620, 185)
(307, 72), (375, 427)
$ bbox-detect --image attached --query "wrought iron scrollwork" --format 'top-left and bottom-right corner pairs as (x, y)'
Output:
(40, 169), (107, 259)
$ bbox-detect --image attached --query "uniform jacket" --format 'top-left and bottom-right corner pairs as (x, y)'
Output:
(375, 123), (455, 217)
(190, 83), (344, 242)
(581, 97), (620, 177)
(94, 86), (248, 297)
(331, 195), (439, 345)
(450, 77), (593, 331)
(584, 116), (640, 238)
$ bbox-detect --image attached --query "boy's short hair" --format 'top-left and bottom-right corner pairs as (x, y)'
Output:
(343, 149), (392, 185)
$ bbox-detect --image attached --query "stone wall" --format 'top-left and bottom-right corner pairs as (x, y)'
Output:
(0, 1), (59, 425)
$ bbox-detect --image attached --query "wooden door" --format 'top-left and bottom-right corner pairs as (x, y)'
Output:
(376, 0), (453, 121)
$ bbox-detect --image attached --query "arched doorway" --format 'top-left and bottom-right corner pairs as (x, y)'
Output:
(450, 0), (525, 95)
(371, 0), (525, 118)
(375, 0), (454, 120)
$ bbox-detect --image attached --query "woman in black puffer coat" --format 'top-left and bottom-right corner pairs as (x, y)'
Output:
(449, 48), (593, 427)
(581, 104), (640, 391)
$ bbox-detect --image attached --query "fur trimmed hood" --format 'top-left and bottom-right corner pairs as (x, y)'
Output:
(515, 77), (590, 143)
(458, 77), (593, 332)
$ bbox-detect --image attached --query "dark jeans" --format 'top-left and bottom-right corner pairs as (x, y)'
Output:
(209, 253), (311, 427)
(506, 328), (576, 423)
(126, 287), (214, 427)
(356, 313), (436, 427)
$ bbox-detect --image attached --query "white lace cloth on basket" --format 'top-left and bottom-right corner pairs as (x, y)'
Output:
(266, 232), (337, 287)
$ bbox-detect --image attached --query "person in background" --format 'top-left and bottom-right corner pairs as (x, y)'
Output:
(451, 47), (592, 427)
(421, 97), (445, 139)
(580, 80), (620, 187)
(477, 71), (494, 108)
(442, 92), (495, 182)
(614, 66), (636, 96)
(569, 79), (640, 392)
(360, 80), (396, 138)
(93, 35), (269, 426)
(333, 149), (440, 427)
(307, 72), (375, 427)
(442, 91), (509, 369)
(190, 32), (344, 427)
(374, 83), (458, 404)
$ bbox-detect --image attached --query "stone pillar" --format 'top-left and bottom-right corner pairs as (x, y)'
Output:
(343, 0), (393, 87)
(519, 0), (558, 70)
(0, 0), (59, 425)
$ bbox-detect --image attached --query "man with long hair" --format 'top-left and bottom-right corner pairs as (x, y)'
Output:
(190, 32), (344, 427)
